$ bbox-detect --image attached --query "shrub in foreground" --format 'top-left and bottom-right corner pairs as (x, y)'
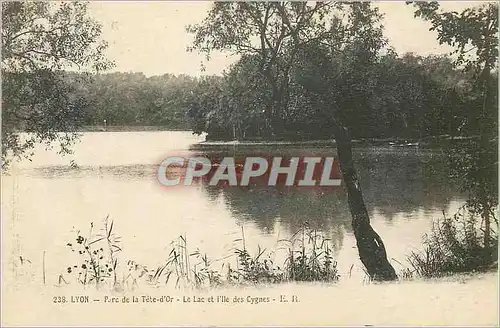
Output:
(61, 219), (339, 290)
(406, 207), (498, 278)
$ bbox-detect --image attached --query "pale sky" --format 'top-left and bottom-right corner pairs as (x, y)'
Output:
(88, 1), (488, 77)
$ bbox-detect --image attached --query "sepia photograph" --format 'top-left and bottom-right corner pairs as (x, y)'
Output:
(1, 1), (498, 326)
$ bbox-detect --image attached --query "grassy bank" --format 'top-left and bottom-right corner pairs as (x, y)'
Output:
(60, 218), (339, 291)
(57, 206), (498, 292)
(405, 206), (498, 278)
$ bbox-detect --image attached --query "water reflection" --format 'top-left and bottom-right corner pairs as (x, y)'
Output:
(203, 184), (350, 253)
(24, 164), (159, 180)
(17, 143), (465, 256)
(192, 145), (464, 252)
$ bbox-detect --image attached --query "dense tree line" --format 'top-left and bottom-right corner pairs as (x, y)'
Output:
(3, 2), (497, 145)
(185, 2), (497, 143)
(4, 3), (496, 143)
(61, 72), (197, 129)
(186, 51), (497, 141)
(52, 49), (496, 142)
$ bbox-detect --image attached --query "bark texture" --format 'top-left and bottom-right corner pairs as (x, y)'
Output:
(334, 125), (398, 281)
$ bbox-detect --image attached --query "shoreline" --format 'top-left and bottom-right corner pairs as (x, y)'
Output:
(77, 125), (190, 132)
(192, 135), (478, 150)
(13, 128), (480, 149)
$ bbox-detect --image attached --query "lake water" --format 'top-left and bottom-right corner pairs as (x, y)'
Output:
(2, 131), (467, 284)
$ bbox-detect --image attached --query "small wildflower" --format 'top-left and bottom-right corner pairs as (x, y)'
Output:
(81, 264), (87, 269)
(76, 236), (84, 244)
(67, 267), (72, 273)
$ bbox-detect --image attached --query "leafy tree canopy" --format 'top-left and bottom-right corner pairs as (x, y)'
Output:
(2, 1), (113, 167)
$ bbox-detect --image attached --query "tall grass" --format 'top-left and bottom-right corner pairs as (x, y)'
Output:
(283, 225), (339, 282)
(62, 219), (339, 290)
(406, 207), (498, 278)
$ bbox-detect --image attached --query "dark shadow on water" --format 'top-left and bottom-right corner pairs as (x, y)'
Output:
(195, 146), (465, 249)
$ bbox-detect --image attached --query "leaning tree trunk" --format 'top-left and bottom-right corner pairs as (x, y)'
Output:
(334, 125), (398, 281)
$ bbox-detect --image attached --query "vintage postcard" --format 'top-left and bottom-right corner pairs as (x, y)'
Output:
(1, 1), (498, 326)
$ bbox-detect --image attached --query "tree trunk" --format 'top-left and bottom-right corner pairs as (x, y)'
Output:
(334, 125), (398, 281)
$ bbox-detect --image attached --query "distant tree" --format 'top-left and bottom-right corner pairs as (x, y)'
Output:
(184, 75), (227, 138)
(2, 1), (112, 167)
(369, 52), (469, 139)
(62, 72), (198, 129)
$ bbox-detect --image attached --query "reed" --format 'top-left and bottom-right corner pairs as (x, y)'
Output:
(64, 216), (121, 290)
(62, 219), (340, 290)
